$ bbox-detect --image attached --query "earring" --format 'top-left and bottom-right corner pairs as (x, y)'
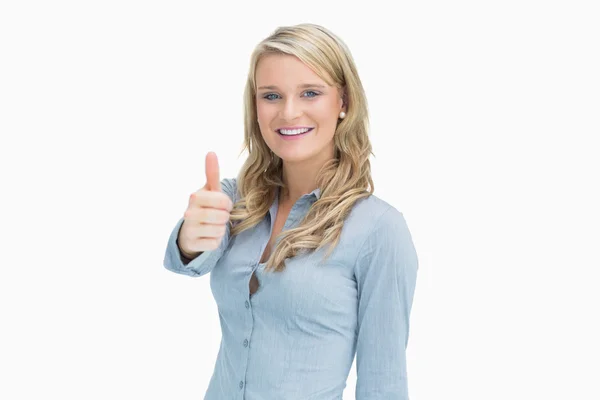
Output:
(339, 111), (346, 119)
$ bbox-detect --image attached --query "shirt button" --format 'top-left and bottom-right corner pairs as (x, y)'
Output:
(239, 381), (244, 389)
(245, 300), (249, 309)
(243, 339), (249, 347)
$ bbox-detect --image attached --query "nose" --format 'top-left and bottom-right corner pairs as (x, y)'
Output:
(279, 97), (302, 121)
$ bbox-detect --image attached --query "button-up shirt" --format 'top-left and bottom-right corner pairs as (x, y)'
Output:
(163, 178), (419, 399)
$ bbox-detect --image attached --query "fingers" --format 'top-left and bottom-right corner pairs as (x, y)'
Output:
(189, 190), (233, 211)
(204, 152), (221, 192)
(181, 236), (222, 252)
(184, 207), (231, 224)
(182, 222), (227, 239)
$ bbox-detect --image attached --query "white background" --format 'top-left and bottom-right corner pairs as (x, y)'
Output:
(1, 0), (598, 399)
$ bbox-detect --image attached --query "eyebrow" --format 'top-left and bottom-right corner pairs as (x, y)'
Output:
(257, 84), (327, 90)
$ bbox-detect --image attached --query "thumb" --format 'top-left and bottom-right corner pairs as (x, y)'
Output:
(204, 152), (221, 192)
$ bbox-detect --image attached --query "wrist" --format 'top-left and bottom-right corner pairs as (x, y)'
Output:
(177, 239), (200, 260)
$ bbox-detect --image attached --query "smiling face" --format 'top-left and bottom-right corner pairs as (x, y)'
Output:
(255, 53), (345, 165)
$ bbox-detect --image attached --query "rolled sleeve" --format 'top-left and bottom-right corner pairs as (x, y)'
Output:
(353, 207), (419, 399)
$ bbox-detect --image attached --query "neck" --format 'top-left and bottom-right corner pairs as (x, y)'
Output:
(280, 148), (334, 205)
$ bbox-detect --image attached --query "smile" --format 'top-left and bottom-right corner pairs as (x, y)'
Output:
(277, 127), (314, 136)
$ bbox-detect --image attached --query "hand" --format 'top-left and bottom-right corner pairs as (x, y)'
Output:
(178, 152), (233, 257)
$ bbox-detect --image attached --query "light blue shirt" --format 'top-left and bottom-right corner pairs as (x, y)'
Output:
(163, 178), (419, 399)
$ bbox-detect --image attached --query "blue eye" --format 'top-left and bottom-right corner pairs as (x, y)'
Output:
(263, 93), (280, 101)
(262, 91), (321, 101)
(303, 90), (319, 98)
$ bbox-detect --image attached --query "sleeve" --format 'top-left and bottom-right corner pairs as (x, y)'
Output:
(353, 206), (419, 399)
(162, 177), (237, 278)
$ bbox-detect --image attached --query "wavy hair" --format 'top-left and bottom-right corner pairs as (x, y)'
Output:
(229, 23), (374, 273)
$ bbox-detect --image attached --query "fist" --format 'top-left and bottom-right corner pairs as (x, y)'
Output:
(178, 152), (233, 257)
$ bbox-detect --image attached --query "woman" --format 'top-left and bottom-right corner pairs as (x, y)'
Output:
(163, 23), (419, 399)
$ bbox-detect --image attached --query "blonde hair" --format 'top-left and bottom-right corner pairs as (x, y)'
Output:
(229, 23), (374, 272)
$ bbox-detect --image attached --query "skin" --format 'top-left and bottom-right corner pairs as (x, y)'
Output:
(255, 53), (346, 206)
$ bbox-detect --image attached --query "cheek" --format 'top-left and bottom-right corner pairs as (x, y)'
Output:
(313, 100), (339, 124)
(256, 106), (274, 140)
(256, 102), (274, 123)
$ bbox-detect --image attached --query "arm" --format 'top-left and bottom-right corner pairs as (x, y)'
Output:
(354, 207), (419, 399)
(162, 177), (237, 277)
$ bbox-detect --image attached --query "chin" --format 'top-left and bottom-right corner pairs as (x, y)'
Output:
(273, 149), (314, 164)
(275, 153), (307, 163)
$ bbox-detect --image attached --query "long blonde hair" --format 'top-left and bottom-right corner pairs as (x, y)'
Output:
(230, 23), (374, 272)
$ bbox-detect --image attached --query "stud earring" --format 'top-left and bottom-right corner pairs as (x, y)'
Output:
(339, 111), (346, 119)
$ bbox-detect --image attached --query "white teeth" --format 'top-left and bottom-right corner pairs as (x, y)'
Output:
(279, 128), (311, 135)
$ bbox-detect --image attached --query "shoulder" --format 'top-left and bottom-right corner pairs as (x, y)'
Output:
(345, 193), (414, 256)
(345, 193), (403, 229)
(349, 195), (418, 276)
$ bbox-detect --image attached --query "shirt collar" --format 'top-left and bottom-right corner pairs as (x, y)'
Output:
(268, 187), (320, 221)
(280, 187), (322, 200)
(309, 187), (321, 200)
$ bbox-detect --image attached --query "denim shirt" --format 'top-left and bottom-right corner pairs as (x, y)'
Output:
(163, 178), (419, 399)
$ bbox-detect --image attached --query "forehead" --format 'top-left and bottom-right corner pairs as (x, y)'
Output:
(255, 53), (329, 87)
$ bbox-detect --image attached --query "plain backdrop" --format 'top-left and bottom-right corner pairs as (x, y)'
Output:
(1, 1), (598, 399)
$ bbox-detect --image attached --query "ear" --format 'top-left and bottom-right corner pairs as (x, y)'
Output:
(340, 86), (348, 111)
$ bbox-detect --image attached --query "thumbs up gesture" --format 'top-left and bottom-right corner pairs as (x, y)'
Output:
(178, 152), (234, 258)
